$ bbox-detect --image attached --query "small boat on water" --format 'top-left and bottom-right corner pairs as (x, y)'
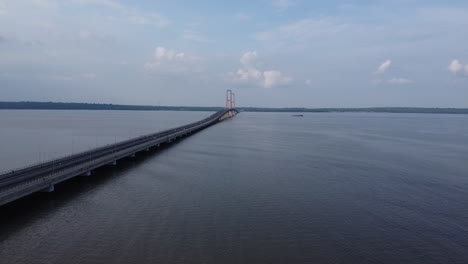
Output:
(292, 114), (304, 117)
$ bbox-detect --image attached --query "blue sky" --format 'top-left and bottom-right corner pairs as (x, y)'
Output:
(0, 0), (467, 107)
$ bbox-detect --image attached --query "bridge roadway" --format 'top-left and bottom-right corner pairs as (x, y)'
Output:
(0, 109), (238, 207)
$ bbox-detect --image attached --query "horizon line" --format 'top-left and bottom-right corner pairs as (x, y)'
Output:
(1, 101), (468, 110)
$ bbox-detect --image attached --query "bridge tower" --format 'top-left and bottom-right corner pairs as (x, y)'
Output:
(225, 89), (233, 109)
(231, 93), (235, 109)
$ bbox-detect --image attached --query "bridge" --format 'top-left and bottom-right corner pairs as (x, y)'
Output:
(0, 91), (238, 207)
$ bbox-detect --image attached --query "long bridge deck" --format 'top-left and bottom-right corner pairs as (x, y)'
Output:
(0, 109), (238, 207)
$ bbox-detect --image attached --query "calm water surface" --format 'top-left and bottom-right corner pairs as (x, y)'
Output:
(0, 111), (468, 264)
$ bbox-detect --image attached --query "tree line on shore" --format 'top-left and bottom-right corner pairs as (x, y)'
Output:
(1, 101), (467, 114)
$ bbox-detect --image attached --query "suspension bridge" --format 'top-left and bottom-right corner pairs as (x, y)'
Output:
(0, 90), (238, 207)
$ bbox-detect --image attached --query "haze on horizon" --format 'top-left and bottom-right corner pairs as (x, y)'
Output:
(0, 0), (467, 108)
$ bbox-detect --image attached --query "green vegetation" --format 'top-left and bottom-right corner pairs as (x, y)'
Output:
(0, 102), (222, 112)
(1, 102), (468, 114)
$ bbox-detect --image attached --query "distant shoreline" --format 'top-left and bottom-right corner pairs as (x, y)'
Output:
(1, 102), (467, 114)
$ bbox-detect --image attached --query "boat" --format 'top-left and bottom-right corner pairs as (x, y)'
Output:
(291, 114), (304, 117)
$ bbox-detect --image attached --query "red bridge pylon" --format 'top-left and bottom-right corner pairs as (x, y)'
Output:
(231, 92), (235, 109)
(225, 90), (234, 109)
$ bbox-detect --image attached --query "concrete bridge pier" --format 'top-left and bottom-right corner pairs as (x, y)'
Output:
(130, 153), (136, 158)
(219, 110), (238, 121)
(82, 170), (92, 176)
(110, 160), (117, 166)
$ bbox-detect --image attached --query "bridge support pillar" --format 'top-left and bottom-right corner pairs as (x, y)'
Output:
(130, 153), (136, 158)
(41, 184), (54, 193)
(83, 170), (92, 176)
(111, 160), (117, 166)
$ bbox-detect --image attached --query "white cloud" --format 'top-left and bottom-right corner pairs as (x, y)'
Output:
(235, 68), (262, 81)
(240, 51), (258, 66)
(448, 59), (463, 74)
(264, 71), (291, 88)
(387, 78), (412, 84)
(145, 46), (203, 74)
(234, 51), (262, 82)
(229, 51), (291, 88)
(272, 0), (295, 9)
(447, 59), (468, 76)
(375, 60), (392, 74)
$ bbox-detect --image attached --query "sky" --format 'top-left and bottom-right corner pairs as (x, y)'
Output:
(0, 0), (467, 108)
